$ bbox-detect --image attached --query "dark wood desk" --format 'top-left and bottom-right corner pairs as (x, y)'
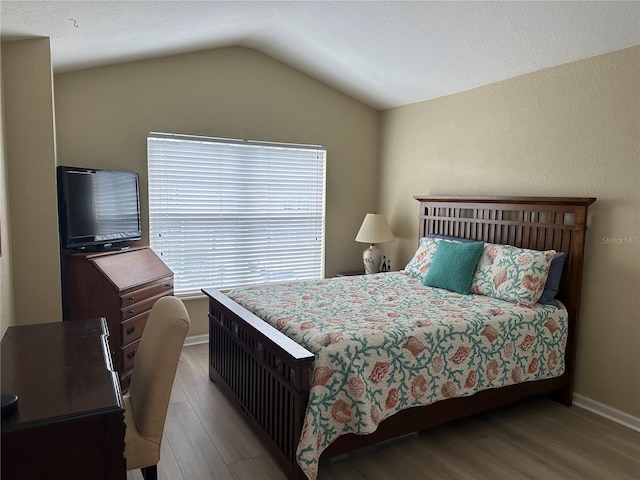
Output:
(1, 318), (126, 480)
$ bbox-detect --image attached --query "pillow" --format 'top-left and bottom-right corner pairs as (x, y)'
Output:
(470, 244), (556, 307)
(404, 237), (438, 279)
(538, 252), (565, 305)
(404, 236), (477, 280)
(423, 241), (484, 295)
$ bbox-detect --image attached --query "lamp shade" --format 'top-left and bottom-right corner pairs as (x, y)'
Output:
(355, 214), (395, 244)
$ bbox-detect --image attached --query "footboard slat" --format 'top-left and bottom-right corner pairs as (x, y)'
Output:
(204, 288), (314, 480)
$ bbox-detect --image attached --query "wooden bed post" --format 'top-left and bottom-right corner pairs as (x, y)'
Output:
(550, 199), (596, 405)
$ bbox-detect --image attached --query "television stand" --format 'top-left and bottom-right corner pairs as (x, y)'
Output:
(61, 247), (174, 389)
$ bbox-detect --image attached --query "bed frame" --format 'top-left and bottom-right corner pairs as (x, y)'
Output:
(203, 196), (596, 480)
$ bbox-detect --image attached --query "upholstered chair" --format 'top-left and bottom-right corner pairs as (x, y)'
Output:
(123, 296), (191, 480)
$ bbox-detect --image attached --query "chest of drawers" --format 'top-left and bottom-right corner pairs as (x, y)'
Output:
(62, 247), (173, 388)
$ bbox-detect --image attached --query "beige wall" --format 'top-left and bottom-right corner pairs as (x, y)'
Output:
(379, 46), (640, 416)
(54, 46), (379, 337)
(0, 46), (16, 335)
(5, 37), (636, 418)
(1, 38), (61, 326)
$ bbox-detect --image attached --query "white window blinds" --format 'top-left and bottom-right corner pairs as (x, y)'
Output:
(147, 133), (327, 295)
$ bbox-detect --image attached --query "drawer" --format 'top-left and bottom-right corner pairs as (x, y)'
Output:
(121, 339), (141, 372)
(119, 276), (173, 309)
(121, 311), (149, 347)
(121, 291), (171, 320)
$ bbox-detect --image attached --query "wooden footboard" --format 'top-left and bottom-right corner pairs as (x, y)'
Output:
(205, 195), (595, 480)
(204, 288), (313, 480)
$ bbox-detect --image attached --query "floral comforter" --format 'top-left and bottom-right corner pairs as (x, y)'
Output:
(226, 272), (568, 480)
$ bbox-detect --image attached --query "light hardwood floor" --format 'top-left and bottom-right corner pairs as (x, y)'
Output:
(127, 343), (640, 480)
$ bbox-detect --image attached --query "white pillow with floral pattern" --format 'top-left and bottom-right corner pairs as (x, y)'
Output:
(470, 243), (556, 307)
(404, 237), (438, 280)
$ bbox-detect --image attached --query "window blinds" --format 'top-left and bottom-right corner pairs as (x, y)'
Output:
(147, 133), (327, 295)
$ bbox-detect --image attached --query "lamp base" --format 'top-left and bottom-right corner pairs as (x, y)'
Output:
(362, 245), (382, 274)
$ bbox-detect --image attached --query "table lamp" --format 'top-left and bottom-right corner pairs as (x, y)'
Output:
(355, 213), (394, 274)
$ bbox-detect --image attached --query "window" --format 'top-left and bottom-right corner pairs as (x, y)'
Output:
(147, 133), (326, 295)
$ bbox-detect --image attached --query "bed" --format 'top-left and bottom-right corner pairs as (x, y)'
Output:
(203, 195), (596, 480)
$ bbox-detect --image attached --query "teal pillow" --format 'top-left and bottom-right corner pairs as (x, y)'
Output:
(423, 241), (484, 294)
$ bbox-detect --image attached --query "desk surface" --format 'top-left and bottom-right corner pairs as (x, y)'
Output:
(1, 318), (125, 480)
(1, 318), (123, 430)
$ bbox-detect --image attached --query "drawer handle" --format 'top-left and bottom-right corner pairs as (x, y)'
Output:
(165, 283), (172, 287)
(126, 326), (135, 335)
(127, 351), (136, 360)
(128, 309), (135, 314)
(128, 296), (135, 301)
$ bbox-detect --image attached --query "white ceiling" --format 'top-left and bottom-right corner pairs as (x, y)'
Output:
(1, 1), (638, 110)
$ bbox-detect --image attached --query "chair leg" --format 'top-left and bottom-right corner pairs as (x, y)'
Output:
(141, 465), (157, 480)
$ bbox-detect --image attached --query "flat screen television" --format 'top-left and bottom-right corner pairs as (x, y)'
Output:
(57, 166), (142, 250)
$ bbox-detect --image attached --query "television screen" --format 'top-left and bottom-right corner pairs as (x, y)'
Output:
(57, 166), (142, 250)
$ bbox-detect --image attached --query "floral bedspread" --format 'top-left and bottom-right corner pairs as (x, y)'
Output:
(226, 272), (568, 480)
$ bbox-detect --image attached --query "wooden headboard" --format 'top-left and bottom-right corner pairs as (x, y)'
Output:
(414, 195), (596, 403)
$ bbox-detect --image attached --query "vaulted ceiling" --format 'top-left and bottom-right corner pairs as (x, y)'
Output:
(1, 1), (638, 110)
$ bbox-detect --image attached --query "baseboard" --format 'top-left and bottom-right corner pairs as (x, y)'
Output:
(184, 334), (209, 346)
(573, 393), (640, 432)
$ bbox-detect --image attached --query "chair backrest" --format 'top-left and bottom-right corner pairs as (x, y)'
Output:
(128, 296), (191, 442)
